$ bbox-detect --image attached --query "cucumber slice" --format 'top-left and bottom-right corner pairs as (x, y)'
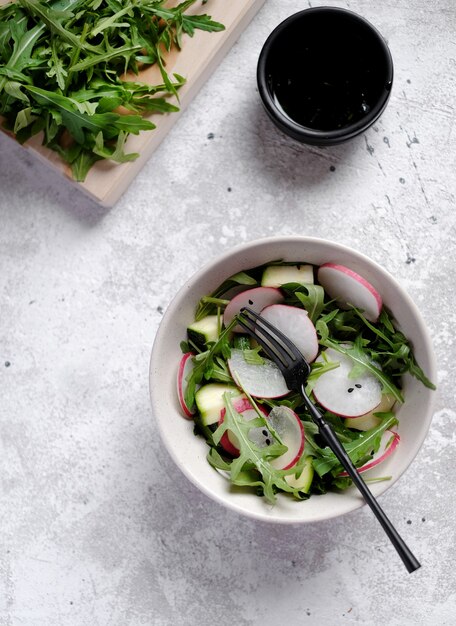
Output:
(187, 315), (220, 350)
(284, 456), (314, 493)
(195, 383), (243, 426)
(261, 264), (314, 287)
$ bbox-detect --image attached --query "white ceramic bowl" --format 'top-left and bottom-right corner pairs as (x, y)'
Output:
(149, 237), (437, 523)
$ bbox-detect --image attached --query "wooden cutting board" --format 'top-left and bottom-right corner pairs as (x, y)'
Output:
(0, 0), (265, 206)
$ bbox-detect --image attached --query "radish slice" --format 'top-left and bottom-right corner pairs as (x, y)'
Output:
(260, 304), (319, 363)
(317, 263), (382, 322)
(223, 287), (284, 332)
(339, 430), (400, 476)
(219, 397), (268, 456)
(265, 406), (305, 470)
(344, 393), (396, 431)
(312, 347), (382, 417)
(228, 348), (289, 398)
(177, 352), (196, 418)
(220, 402), (305, 471)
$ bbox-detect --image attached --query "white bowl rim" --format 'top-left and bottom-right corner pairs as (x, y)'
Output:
(149, 236), (437, 524)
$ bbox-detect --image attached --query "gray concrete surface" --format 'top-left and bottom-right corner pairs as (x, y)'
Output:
(1, 1), (455, 624)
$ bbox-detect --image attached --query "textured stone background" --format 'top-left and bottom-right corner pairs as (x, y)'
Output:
(1, 1), (455, 624)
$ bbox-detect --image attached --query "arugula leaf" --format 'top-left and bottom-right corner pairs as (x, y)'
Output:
(242, 347), (265, 366)
(4, 80), (29, 103)
(210, 394), (297, 503)
(207, 355), (233, 384)
(319, 336), (404, 403)
(69, 44), (143, 72)
(46, 37), (68, 91)
(13, 106), (36, 133)
(315, 309), (339, 341)
(304, 354), (340, 394)
(312, 413), (397, 478)
(282, 282), (326, 323)
(25, 85), (155, 143)
(352, 307), (436, 390)
(183, 320), (236, 410)
(18, 0), (97, 52)
(93, 130), (138, 162)
(25, 85), (117, 142)
(195, 271), (258, 321)
(71, 149), (101, 181)
(0, 0), (225, 180)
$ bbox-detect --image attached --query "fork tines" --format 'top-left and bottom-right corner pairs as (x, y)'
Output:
(236, 307), (301, 371)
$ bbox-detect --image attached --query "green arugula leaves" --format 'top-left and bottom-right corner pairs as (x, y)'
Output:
(311, 413), (397, 478)
(208, 393), (297, 503)
(0, 0), (225, 180)
(316, 306), (436, 394)
(181, 260), (435, 502)
(183, 319), (234, 411)
(194, 271), (258, 321)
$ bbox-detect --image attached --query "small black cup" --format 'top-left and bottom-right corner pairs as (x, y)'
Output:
(257, 7), (394, 146)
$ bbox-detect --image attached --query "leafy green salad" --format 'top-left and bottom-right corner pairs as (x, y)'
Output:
(177, 261), (435, 504)
(0, 0), (224, 180)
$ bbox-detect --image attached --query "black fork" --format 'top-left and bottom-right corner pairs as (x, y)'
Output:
(237, 306), (420, 574)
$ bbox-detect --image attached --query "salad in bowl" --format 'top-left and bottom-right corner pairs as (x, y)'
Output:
(176, 260), (435, 504)
(150, 237), (437, 523)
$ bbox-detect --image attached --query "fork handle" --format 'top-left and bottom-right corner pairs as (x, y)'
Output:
(300, 389), (420, 573)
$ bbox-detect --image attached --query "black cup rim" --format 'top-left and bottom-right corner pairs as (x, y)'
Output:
(257, 7), (394, 145)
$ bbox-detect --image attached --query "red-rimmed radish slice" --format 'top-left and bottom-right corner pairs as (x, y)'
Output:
(218, 397), (268, 456)
(220, 402), (305, 471)
(317, 263), (382, 322)
(265, 406), (305, 470)
(177, 352), (196, 418)
(228, 348), (289, 398)
(339, 430), (400, 476)
(223, 287), (284, 332)
(312, 348), (382, 417)
(345, 393), (396, 431)
(260, 304), (319, 362)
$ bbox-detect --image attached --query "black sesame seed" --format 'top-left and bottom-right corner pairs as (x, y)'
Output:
(265, 439), (271, 446)
(347, 388), (354, 393)
(355, 383), (362, 388)
(262, 430), (268, 436)
(248, 299), (253, 305)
